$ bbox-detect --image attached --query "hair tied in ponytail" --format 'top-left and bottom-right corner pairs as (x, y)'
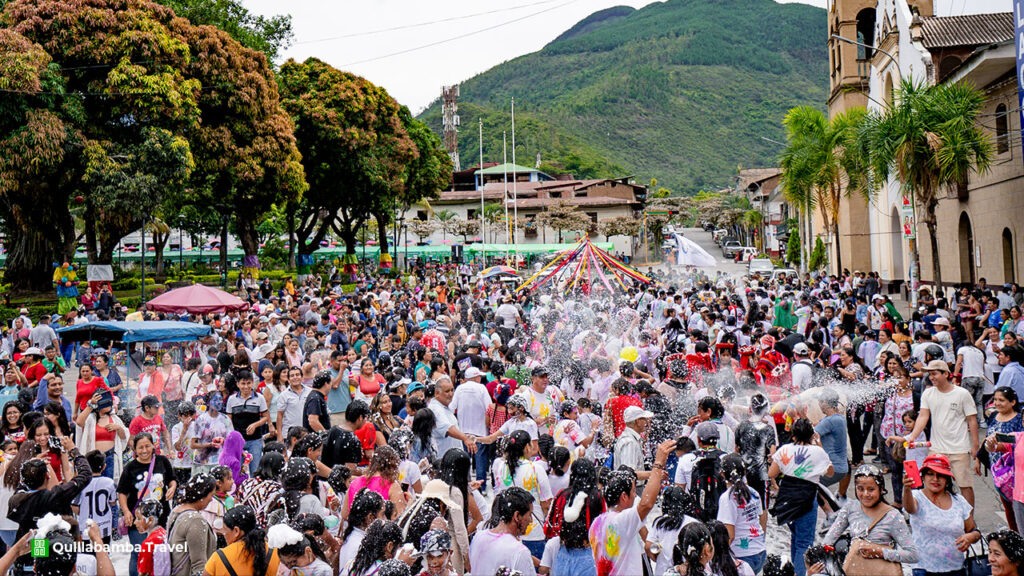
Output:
(563, 492), (588, 523)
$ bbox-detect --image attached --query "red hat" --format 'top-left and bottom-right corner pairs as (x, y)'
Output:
(920, 454), (953, 478)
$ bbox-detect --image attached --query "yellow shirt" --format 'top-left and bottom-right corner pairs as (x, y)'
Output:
(203, 542), (281, 576)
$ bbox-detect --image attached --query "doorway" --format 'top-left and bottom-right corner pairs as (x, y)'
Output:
(958, 212), (976, 285)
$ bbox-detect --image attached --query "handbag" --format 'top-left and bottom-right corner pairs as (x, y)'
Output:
(842, 508), (903, 576)
(117, 457), (156, 536)
(965, 538), (992, 576)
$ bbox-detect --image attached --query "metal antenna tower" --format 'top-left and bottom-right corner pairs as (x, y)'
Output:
(441, 85), (461, 171)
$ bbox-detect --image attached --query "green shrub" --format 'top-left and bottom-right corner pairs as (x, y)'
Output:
(809, 237), (827, 271)
(786, 229), (801, 266)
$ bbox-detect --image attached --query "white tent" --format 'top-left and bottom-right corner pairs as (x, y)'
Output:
(674, 233), (717, 267)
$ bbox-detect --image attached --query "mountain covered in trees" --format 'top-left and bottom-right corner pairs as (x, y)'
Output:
(418, 0), (828, 193)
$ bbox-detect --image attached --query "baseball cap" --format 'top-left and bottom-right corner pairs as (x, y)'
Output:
(406, 381), (425, 395)
(201, 364), (215, 375)
(255, 331), (269, 340)
(464, 367), (483, 380)
(696, 421), (720, 442)
(531, 366), (549, 377)
(924, 359), (949, 373)
(623, 405), (654, 423)
(920, 453), (954, 478)
(793, 343), (810, 356)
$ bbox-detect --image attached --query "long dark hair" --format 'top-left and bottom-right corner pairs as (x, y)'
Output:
(707, 520), (740, 576)
(3, 440), (37, 489)
(224, 505), (268, 576)
(545, 458), (604, 546)
(437, 448), (471, 523)
(673, 522), (712, 576)
(0, 401), (24, 436)
(411, 408), (435, 460)
(43, 401), (71, 437)
(503, 430), (531, 483)
(343, 489), (385, 541)
(349, 519), (403, 576)
(654, 486), (699, 532)
(254, 452), (286, 481)
(721, 453), (752, 506)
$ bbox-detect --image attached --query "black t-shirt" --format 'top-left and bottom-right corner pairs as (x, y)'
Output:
(117, 455), (175, 519)
(323, 426), (362, 468)
(302, 389), (330, 432)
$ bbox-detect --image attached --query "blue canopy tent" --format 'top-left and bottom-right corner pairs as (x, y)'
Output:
(56, 321), (213, 343)
(57, 321), (213, 400)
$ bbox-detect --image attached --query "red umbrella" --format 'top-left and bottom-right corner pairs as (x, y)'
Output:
(146, 284), (249, 315)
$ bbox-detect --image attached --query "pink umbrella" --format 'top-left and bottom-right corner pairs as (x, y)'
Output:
(146, 284), (250, 315)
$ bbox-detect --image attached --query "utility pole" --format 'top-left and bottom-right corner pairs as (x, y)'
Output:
(511, 97), (518, 264)
(479, 118), (485, 266)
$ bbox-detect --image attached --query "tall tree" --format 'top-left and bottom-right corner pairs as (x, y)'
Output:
(279, 58), (415, 270)
(157, 0), (293, 60)
(865, 79), (993, 289)
(779, 105), (869, 273)
(0, 29), (78, 290)
(537, 201), (592, 243)
(177, 22), (306, 275)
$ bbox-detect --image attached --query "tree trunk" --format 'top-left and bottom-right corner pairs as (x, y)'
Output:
(235, 218), (260, 272)
(220, 218), (229, 288)
(375, 212), (390, 257)
(926, 217), (943, 292)
(84, 205), (99, 266)
(152, 231), (169, 279)
(3, 199), (74, 291)
(286, 202), (297, 269)
(833, 219), (843, 274)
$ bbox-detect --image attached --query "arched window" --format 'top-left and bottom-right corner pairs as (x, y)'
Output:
(856, 9), (876, 60)
(1004, 228), (1016, 284)
(996, 103), (1009, 154)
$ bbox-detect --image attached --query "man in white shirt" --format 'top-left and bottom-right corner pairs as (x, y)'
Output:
(276, 366), (309, 441)
(790, 343), (815, 391)
(906, 360), (979, 507)
(451, 367), (492, 482)
(495, 296), (521, 329)
(429, 376), (477, 458)
(615, 406), (654, 482)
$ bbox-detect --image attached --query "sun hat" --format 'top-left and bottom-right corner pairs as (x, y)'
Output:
(420, 479), (461, 511)
(623, 405), (654, 423)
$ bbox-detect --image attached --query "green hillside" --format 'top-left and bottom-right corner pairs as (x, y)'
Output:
(418, 0), (827, 193)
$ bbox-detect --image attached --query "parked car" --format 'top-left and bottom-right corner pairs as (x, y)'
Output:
(713, 229), (729, 244)
(734, 247), (758, 262)
(722, 240), (742, 258)
(748, 258), (774, 276)
(769, 268), (798, 283)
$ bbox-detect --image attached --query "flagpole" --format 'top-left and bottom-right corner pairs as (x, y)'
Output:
(479, 119), (485, 267)
(503, 132), (510, 259)
(511, 97), (518, 265)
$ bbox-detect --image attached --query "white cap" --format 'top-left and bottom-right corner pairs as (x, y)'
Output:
(623, 405), (655, 423)
(933, 317), (950, 327)
(793, 343), (810, 356)
(464, 367), (483, 380)
(24, 347), (43, 357)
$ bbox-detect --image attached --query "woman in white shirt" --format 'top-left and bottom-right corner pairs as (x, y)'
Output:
(490, 430), (552, 559)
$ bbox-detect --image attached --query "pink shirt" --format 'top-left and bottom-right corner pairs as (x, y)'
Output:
(346, 475), (392, 508)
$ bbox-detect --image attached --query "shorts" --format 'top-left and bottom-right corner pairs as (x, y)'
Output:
(936, 452), (974, 489)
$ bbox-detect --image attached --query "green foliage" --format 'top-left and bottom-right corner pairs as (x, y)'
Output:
(864, 79), (993, 288)
(157, 0), (293, 61)
(786, 228), (801, 266)
(418, 0), (826, 192)
(259, 237), (288, 269)
(809, 237), (827, 271)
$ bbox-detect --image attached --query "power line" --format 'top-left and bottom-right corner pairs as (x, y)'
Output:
(295, 0), (565, 45)
(341, 0), (580, 67)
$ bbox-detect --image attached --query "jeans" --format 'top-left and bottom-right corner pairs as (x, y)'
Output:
(244, 438), (264, 477)
(787, 506), (817, 576)
(553, 546), (597, 576)
(103, 448), (115, 480)
(473, 442), (488, 482)
(847, 410), (873, 465)
(912, 569), (967, 576)
(128, 528), (146, 576)
(961, 377), (986, 427)
(738, 551), (766, 575)
(523, 539), (546, 559)
(0, 530), (15, 548)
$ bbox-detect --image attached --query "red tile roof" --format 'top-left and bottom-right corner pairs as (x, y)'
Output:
(921, 13), (1013, 49)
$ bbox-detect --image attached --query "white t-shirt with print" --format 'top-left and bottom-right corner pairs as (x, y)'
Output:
(468, 529), (537, 576)
(490, 458), (552, 541)
(717, 487), (766, 558)
(771, 443), (832, 483)
(589, 506), (644, 576)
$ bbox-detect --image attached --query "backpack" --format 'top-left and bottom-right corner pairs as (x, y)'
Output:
(155, 511), (198, 576)
(396, 320), (408, 346)
(689, 448), (726, 522)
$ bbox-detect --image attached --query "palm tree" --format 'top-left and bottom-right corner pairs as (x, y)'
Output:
(741, 210), (763, 250)
(865, 79), (993, 289)
(483, 204), (505, 243)
(779, 105), (870, 273)
(434, 209), (456, 242)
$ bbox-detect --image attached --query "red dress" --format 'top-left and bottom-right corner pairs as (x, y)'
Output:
(605, 394), (642, 437)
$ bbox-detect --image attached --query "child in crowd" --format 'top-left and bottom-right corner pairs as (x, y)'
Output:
(72, 450), (117, 544)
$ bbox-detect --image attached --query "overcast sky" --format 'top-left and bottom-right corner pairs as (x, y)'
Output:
(240, 0), (1003, 112)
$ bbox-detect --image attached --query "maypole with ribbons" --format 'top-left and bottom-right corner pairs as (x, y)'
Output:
(516, 237), (651, 295)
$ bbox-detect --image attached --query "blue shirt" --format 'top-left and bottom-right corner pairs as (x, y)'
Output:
(814, 413), (849, 474)
(325, 367), (351, 415)
(1000, 362), (1024, 402)
(34, 378), (73, 422)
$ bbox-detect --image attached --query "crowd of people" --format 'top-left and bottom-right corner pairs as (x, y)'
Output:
(2, 258), (1024, 576)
